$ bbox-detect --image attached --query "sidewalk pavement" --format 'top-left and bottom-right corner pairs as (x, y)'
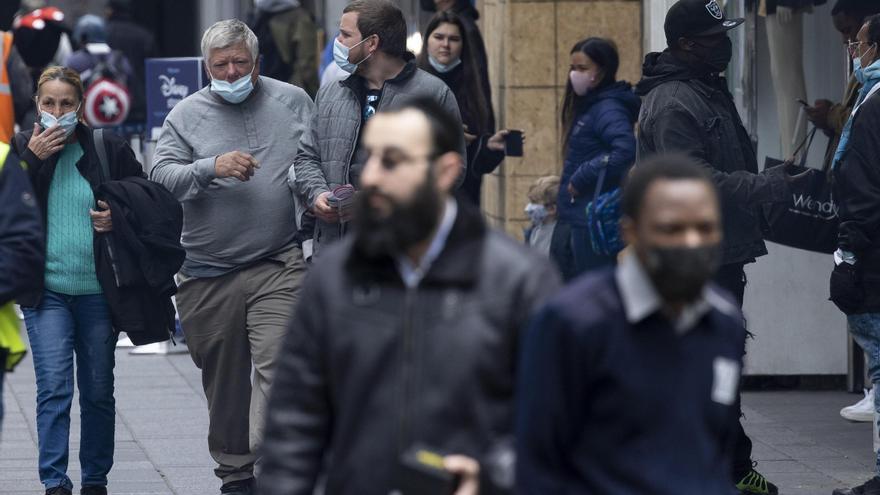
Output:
(1, 345), (877, 495)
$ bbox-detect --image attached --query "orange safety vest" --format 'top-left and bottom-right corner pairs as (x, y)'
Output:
(0, 32), (15, 144)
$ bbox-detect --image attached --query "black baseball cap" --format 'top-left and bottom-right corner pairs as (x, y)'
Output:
(665, 0), (744, 45)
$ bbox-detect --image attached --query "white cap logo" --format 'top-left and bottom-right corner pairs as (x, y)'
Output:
(706, 0), (723, 20)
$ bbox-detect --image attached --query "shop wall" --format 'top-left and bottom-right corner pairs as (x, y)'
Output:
(743, 2), (848, 376)
(479, 0), (643, 237)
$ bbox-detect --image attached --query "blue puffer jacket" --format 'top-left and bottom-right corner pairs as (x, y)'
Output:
(557, 81), (640, 228)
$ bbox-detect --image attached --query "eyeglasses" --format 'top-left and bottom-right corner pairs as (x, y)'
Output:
(848, 40), (877, 58)
(357, 147), (436, 172)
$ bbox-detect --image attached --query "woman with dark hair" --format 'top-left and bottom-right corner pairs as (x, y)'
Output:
(420, 0), (491, 104)
(554, 37), (640, 280)
(418, 10), (509, 204)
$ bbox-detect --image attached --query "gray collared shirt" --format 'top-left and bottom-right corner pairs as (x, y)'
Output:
(395, 198), (458, 289)
(615, 251), (738, 334)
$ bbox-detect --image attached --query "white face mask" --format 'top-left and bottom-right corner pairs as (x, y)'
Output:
(334, 36), (372, 74)
(39, 103), (81, 138)
(210, 65), (256, 104)
(525, 202), (549, 224)
(428, 55), (462, 73)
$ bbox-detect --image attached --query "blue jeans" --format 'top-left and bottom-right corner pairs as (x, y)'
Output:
(23, 290), (116, 490)
(849, 313), (880, 473)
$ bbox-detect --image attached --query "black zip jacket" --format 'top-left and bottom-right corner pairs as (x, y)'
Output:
(636, 50), (788, 265)
(11, 123), (145, 308)
(257, 201), (562, 495)
(94, 177), (184, 344)
(834, 91), (880, 313)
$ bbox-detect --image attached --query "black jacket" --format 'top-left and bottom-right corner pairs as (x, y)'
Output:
(636, 50), (787, 265)
(0, 147), (44, 305)
(95, 177), (184, 344)
(834, 91), (880, 313)
(426, 64), (504, 205)
(11, 124), (145, 308)
(258, 201), (562, 495)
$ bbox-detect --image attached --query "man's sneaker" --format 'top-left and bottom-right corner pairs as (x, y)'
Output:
(220, 478), (254, 495)
(842, 389), (875, 422)
(736, 466), (779, 495)
(81, 486), (107, 495)
(832, 476), (880, 494)
(46, 487), (72, 495)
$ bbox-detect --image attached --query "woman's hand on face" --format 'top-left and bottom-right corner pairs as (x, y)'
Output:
(90, 200), (113, 233)
(27, 123), (66, 160)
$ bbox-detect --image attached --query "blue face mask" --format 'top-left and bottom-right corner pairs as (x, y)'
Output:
(854, 57), (865, 83)
(334, 37), (372, 74)
(40, 105), (80, 138)
(428, 55), (461, 74)
(210, 66), (256, 104)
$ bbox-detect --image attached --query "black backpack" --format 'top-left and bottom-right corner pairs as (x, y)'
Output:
(251, 12), (292, 83)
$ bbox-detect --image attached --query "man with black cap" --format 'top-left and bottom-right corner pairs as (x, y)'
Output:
(635, 1), (790, 494)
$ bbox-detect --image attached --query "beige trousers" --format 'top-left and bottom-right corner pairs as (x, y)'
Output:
(176, 246), (306, 483)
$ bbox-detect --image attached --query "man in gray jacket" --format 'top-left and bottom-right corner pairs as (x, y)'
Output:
(293, 0), (466, 254)
(150, 19), (312, 495)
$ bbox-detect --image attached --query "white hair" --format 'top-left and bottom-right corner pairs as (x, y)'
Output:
(200, 19), (259, 61)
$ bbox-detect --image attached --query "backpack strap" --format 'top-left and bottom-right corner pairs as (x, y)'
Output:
(93, 128), (110, 182)
(589, 155), (611, 214)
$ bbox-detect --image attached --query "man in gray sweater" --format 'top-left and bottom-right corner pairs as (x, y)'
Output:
(293, 0), (466, 255)
(150, 19), (313, 495)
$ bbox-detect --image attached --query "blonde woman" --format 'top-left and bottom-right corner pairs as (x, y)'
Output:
(11, 66), (144, 495)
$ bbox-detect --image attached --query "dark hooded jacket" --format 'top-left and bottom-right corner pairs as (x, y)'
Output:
(558, 81), (640, 228)
(636, 50), (788, 266)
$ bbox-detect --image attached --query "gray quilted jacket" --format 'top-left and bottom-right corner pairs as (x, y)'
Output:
(291, 59), (466, 253)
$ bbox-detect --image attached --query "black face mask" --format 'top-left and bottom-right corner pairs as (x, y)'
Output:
(641, 244), (721, 303)
(692, 36), (733, 73)
(352, 171), (442, 259)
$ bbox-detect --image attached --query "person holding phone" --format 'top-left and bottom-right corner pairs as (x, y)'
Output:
(806, 0), (880, 170)
(555, 37), (640, 280)
(417, 10), (513, 205)
(10, 66), (145, 495)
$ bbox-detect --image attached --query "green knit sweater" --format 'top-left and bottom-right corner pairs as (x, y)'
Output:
(44, 143), (102, 295)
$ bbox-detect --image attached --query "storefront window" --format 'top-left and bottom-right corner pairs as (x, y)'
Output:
(726, 0), (757, 142)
